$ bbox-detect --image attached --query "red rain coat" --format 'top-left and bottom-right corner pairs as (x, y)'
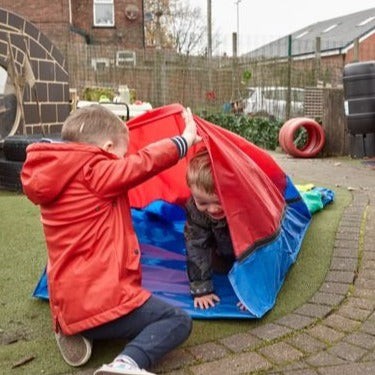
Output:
(21, 140), (180, 335)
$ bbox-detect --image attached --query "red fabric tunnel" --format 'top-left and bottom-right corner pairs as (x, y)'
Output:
(126, 103), (286, 259)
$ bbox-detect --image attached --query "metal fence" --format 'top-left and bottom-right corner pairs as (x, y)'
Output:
(61, 40), (374, 118)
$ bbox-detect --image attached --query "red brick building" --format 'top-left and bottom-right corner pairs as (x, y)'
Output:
(0, 0), (145, 49)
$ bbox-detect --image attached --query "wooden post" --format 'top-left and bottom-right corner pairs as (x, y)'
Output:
(207, 0), (213, 91)
(315, 36), (321, 84)
(321, 89), (349, 156)
(231, 32), (241, 112)
(353, 38), (360, 62)
(286, 35), (292, 120)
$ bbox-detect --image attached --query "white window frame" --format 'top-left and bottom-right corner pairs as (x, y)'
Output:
(91, 58), (110, 70)
(93, 0), (114, 27)
(116, 50), (136, 67)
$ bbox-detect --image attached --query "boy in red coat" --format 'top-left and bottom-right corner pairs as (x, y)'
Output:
(21, 104), (200, 375)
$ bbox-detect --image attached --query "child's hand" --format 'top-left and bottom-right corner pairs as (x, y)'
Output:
(194, 293), (220, 309)
(181, 107), (202, 147)
(237, 301), (248, 311)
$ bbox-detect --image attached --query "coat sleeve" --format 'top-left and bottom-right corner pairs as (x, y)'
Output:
(184, 199), (216, 297)
(84, 139), (180, 197)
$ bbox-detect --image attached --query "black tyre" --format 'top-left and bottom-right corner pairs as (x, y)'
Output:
(3, 135), (43, 162)
(3, 134), (61, 162)
(0, 159), (23, 192)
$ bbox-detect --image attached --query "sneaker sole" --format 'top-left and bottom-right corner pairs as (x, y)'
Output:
(94, 364), (156, 375)
(55, 333), (92, 367)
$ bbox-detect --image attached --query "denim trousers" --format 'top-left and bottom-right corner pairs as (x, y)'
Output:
(82, 296), (192, 369)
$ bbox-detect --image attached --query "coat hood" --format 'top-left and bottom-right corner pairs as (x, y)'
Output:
(21, 142), (116, 205)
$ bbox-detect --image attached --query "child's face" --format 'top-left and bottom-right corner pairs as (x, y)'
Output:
(191, 185), (225, 220)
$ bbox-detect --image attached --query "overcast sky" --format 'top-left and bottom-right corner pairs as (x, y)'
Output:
(189, 0), (375, 55)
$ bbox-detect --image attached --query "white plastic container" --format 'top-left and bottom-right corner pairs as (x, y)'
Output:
(118, 85), (130, 105)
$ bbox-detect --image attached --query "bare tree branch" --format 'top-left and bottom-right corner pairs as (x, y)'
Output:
(144, 0), (222, 56)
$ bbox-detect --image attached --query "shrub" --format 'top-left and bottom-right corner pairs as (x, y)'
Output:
(198, 113), (283, 150)
(82, 87), (116, 102)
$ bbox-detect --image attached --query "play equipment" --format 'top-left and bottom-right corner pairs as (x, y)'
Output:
(77, 100), (152, 120)
(32, 104), (333, 319)
(279, 117), (325, 158)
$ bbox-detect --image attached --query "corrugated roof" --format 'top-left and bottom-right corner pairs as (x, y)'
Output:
(244, 8), (375, 59)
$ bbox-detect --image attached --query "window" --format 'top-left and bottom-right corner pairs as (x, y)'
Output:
(357, 16), (375, 27)
(322, 24), (338, 33)
(116, 51), (136, 67)
(296, 30), (309, 39)
(91, 58), (110, 70)
(94, 0), (114, 27)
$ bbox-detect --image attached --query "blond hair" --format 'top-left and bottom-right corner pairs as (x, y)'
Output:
(61, 104), (128, 146)
(186, 149), (215, 195)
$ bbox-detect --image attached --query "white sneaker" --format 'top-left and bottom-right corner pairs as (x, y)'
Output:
(93, 361), (156, 375)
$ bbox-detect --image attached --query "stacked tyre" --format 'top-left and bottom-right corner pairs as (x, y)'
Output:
(343, 61), (375, 158)
(278, 118), (325, 158)
(0, 135), (44, 192)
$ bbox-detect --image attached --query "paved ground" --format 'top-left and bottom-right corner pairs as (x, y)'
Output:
(75, 153), (375, 375)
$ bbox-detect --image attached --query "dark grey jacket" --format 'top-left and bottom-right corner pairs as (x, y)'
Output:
(184, 197), (235, 297)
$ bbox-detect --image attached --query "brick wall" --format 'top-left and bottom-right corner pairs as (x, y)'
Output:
(0, 0), (144, 49)
(72, 0), (144, 48)
(345, 33), (375, 63)
(0, 0), (69, 23)
(0, 7), (70, 137)
(0, 0), (72, 44)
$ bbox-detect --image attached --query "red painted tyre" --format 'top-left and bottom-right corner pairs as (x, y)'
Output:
(278, 118), (325, 158)
(278, 118), (298, 155)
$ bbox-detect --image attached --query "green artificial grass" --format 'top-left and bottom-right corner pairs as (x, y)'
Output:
(0, 186), (351, 374)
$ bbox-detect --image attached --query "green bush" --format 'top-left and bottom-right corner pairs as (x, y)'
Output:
(82, 87), (116, 102)
(82, 87), (137, 104)
(199, 113), (283, 150)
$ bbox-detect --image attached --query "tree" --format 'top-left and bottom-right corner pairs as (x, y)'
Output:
(167, 1), (206, 55)
(144, 0), (209, 56)
(144, 0), (172, 48)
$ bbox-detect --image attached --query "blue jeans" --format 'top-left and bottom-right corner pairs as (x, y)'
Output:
(82, 296), (192, 369)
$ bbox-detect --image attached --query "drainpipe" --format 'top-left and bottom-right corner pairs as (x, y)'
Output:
(67, 0), (92, 45)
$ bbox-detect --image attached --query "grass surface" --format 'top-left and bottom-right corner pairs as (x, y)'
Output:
(0, 186), (351, 374)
